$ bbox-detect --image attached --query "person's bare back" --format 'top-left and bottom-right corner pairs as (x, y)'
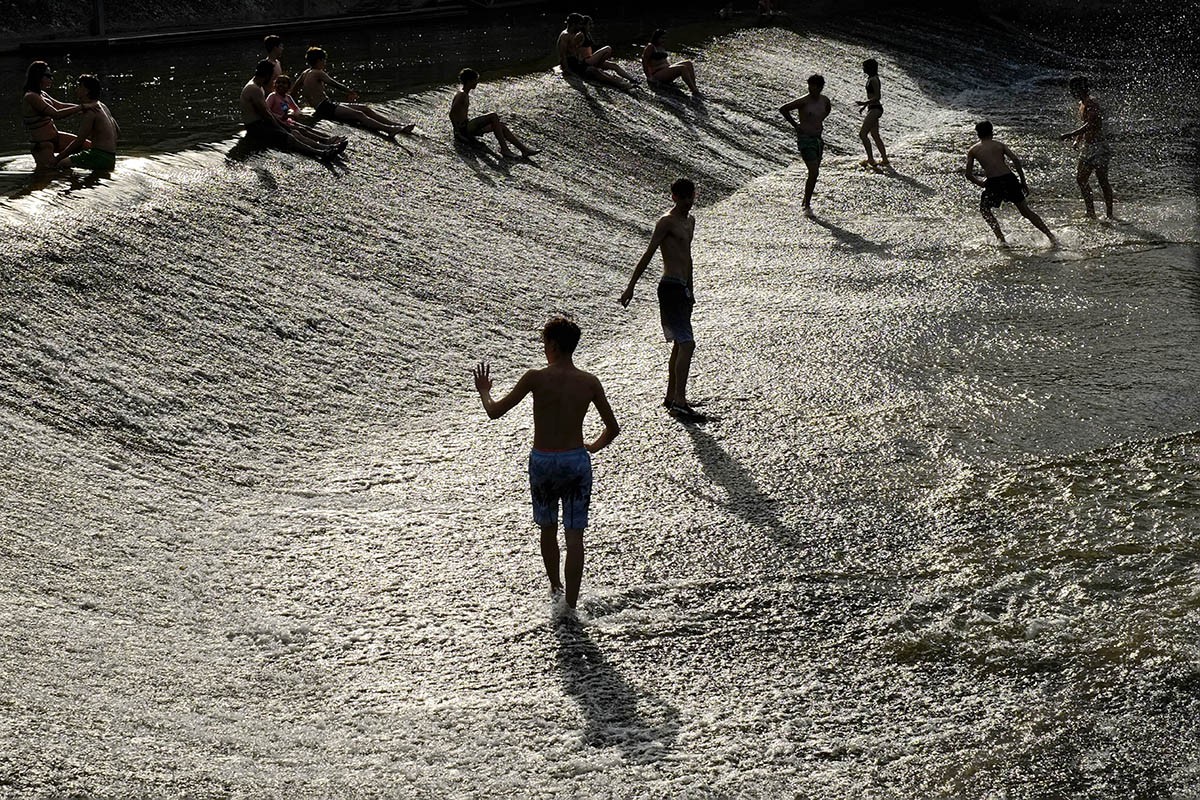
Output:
(81, 101), (118, 152)
(967, 138), (1016, 178)
(526, 363), (608, 451)
(240, 80), (269, 124)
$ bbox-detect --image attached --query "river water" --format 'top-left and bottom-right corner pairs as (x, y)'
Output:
(1, 7), (1198, 798)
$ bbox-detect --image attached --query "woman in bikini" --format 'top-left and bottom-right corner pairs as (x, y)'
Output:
(21, 61), (88, 170)
(579, 16), (635, 84)
(557, 14), (632, 93)
(641, 29), (699, 95)
(856, 58), (889, 167)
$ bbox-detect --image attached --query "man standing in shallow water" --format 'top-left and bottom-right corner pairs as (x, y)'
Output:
(1059, 76), (1115, 220)
(620, 178), (699, 417)
(780, 74), (831, 216)
(474, 316), (619, 611)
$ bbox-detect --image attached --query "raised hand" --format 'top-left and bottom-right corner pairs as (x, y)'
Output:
(473, 362), (492, 394)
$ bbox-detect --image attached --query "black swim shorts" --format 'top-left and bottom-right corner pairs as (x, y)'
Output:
(657, 277), (695, 344)
(981, 173), (1026, 209)
(245, 119), (291, 149)
(313, 99), (340, 121)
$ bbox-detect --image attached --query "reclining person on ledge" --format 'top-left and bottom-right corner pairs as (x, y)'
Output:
(293, 47), (415, 138)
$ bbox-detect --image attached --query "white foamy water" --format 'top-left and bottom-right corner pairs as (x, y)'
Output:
(1, 13), (1198, 798)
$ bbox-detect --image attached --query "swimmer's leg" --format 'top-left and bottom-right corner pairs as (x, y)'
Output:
(563, 529), (584, 609)
(667, 340), (696, 407)
(1095, 164), (1114, 218)
(1016, 200), (1054, 242)
(801, 154), (820, 210)
(540, 523), (563, 594)
(980, 205), (1006, 242)
(1076, 160), (1097, 217)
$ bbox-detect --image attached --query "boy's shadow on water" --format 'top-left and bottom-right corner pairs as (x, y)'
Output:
(684, 426), (796, 547)
(809, 215), (888, 255)
(555, 616), (679, 759)
(453, 136), (512, 185)
(879, 165), (935, 195)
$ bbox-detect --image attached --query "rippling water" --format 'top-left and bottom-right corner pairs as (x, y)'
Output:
(1, 9), (1197, 798)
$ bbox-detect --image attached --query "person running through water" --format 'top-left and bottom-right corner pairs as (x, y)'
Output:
(449, 68), (538, 158)
(964, 120), (1055, 245)
(1058, 76), (1115, 219)
(780, 74), (831, 216)
(619, 177), (700, 418)
(473, 316), (620, 611)
(856, 58), (889, 168)
(56, 75), (119, 171)
(293, 47), (415, 138)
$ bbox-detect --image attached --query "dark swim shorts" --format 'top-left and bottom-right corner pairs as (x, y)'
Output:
(657, 277), (695, 344)
(313, 99), (340, 121)
(245, 119), (290, 149)
(981, 172), (1026, 209)
(529, 448), (593, 529)
(795, 133), (824, 163)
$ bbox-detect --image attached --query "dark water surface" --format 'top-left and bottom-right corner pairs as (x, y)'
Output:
(1, 8), (1197, 798)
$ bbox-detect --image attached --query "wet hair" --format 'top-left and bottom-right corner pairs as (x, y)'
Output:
(542, 315), (582, 355)
(23, 61), (51, 93)
(458, 67), (478, 85)
(651, 28), (667, 44)
(76, 74), (101, 100)
(566, 12), (585, 29)
(807, 73), (825, 89)
(863, 58), (878, 76)
(264, 35), (282, 52)
(254, 59), (276, 81)
(1069, 75), (1089, 95)
(975, 120), (994, 139)
(306, 46), (327, 66)
(274, 74), (291, 90)
(671, 177), (696, 198)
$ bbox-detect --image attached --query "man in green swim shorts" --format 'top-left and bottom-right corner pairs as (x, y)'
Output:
(780, 73), (831, 216)
(57, 74), (118, 171)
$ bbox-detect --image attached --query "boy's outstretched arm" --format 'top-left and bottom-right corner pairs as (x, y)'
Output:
(586, 380), (620, 453)
(474, 363), (534, 419)
(620, 216), (669, 307)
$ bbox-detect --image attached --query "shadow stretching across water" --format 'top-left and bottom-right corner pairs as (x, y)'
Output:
(554, 616), (679, 761)
(684, 426), (797, 546)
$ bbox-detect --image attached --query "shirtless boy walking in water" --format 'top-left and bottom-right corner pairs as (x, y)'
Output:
(620, 178), (700, 417)
(780, 74), (831, 216)
(474, 316), (619, 611)
(1059, 76), (1115, 219)
(965, 120), (1055, 245)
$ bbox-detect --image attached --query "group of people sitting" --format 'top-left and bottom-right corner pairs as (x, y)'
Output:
(20, 61), (120, 172)
(556, 15), (700, 97)
(240, 36), (415, 159)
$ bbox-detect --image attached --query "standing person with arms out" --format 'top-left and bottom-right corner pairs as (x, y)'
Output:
(293, 47), (415, 138)
(856, 58), (888, 168)
(964, 120), (1055, 245)
(619, 178), (700, 418)
(56, 75), (118, 171)
(780, 74), (831, 217)
(642, 29), (699, 96)
(449, 68), (538, 157)
(20, 61), (90, 170)
(241, 60), (341, 159)
(1058, 76), (1115, 220)
(473, 316), (620, 612)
